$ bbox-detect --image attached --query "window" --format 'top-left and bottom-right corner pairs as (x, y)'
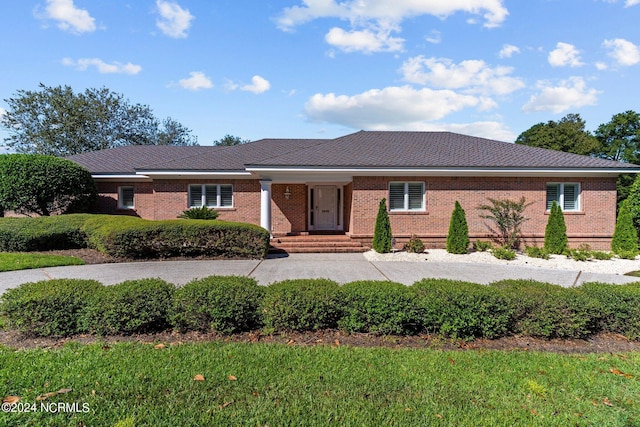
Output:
(546, 183), (580, 211)
(189, 184), (233, 208)
(389, 182), (425, 211)
(118, 186), (134, 209)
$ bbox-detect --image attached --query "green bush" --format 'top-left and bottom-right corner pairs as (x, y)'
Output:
(524, 246), (550, 259)
(178, 206), (219, 220)
(446, 201), (469, 254)
(581, 282), (640, 339)
(339, 281), (419, 335)
(83, 216), (270, 259)
(82, 279), (174, 335)
(490, 280), (598, 339)
(372, 198), (392, 253)
(591, 251), (614, 260)
(612, 199), (639, 257)
(404, 235), (425, 253)
(411, 279), (512, 340)
(544, 201), (568, 254)
(171, 276), (264, 334)
(0, 279), (102, 337)
(0, 154), (96, 216)
(473, 240), (493, 252)
(0, 215), (91, 251)
(261, 279), (342, 333)
(491, 247), (516, 260)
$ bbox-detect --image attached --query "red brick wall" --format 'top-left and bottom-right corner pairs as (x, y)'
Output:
(347, 175), (618, 250)
(272, 184), (307, 234)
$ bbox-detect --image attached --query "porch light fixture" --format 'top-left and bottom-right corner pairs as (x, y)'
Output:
(284, 186), (292, 200)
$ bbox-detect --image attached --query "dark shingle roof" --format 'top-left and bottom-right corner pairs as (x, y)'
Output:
(69, 131), (638, 173)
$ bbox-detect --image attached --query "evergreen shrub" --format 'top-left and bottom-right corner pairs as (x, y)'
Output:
(372, 198), (392, 253)
(544, 201), (567, 254)
(446, 201), (469, 254)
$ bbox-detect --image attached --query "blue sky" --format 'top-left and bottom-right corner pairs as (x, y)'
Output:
(0, 0), (639, 151)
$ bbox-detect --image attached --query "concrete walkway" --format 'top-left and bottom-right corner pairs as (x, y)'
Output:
(1, 253), (638, 295)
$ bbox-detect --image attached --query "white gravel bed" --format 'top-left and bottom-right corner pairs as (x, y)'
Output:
(363, 249), (640, 275)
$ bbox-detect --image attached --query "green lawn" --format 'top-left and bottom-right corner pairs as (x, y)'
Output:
(1, 342), (638, 426)
(0, 252), (85, 272)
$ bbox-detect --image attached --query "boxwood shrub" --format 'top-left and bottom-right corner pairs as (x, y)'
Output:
(82, 278), (174, 335)
(339, 281), (419, 335)
(411, 279), (512, 340)
(581, 281), (640, 339)
(0, 215), (91, 252)
(0, 279), (102, 337)
(171, 276), (264, 334)
(490, 280), (598, 339)
(261, 279), (343, 333)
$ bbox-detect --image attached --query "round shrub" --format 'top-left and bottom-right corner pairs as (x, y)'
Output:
(82, 278), (174, 335)
(411, 279), (512, 340)
(0, 279), (102, 337)
(261, 279), (343, 333)
(581, 282), (640, 339)
(171, 276), (264, 334)
(339, 281), (419, 335)
(490, 280), (598, 339)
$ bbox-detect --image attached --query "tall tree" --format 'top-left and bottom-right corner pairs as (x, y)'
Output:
(594, 110), (640, 164)
(515, 113), (599, 155)
(212, 134), (250, 146)
(0, 83), (198, 156)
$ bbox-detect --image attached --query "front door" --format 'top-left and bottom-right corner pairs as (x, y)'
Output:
(315, 186), (337, 230)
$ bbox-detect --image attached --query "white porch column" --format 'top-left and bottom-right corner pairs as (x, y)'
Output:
(260, 180), (272, 234)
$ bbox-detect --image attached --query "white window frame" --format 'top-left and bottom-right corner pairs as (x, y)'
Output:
(118, 186), (135, 209)
(188, 184), (233, 208)
(546, 182), (580, 212)
(388, 182), (425, 212)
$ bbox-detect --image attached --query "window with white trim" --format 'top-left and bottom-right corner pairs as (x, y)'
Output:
(189, 184), (233, 208)
(546, 183), (580, 211)
(118, 186), (134, 209)
(389, 182), (425, 211)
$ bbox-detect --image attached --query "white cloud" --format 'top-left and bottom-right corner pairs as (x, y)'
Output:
(548, 42), (584, 67)
(425, 30), (442, 44)
(156, 0), (194, 38)
(400, 56), (524, 96)
(595, 62), (608, 70)
(498, 44), (519, 58)
(276, 0), (509, 31)
(325, 26), (404, 53)
(522, 77), (600, 113)
(241, 75), (271, 94)
(626, 0), (640, 5)
(304, 85), (489, 129)
(38, 0), (96, 34)
(62, 57), (142, 74)
(178, 72), (213, 91)
(603, 38), (640, 66)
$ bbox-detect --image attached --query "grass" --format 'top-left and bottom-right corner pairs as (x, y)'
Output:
(0, 342), (638, 426)
(0, 252), (85, 272)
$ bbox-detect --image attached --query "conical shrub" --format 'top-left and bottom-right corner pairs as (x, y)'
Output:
(612, 199), (639, 257)
(544, 201), (568, 254)
(446, 201), (469, 254)
(372, 198), (392, 253)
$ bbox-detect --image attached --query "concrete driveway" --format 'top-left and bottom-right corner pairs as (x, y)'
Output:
(1, 253), (638, 295)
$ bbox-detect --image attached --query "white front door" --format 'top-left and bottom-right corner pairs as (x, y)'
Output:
(315, 186), (337, 230)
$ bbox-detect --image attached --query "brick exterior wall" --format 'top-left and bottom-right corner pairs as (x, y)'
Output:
(95, 175), (618, 250)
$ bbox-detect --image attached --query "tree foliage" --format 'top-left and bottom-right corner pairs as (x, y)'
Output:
(446, 201), (469, 254)
(611, 199), (639, 257)
(515, 113), (599, 155)
(372, 198), (392, 253)
(544, 201), (568, 254)
(1, 83), (198, 156)
(212, 134), (250, 146)
(625, 174), (640, 232)
(595, 110), (640, 164)
(478, 197), (532, 249)
(0, 154), (97, 216)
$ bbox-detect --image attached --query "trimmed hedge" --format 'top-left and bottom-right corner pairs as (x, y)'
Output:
(581, 282), (640, 340)
(411, 279), (512, 340)
(0, 278), (102, 337)
(339, 281), (419, 335)
(0, 215), (91, 252)
(171, 276), (264, 334)
(261, 279), (343, 332)
(82, 278), (174, 335)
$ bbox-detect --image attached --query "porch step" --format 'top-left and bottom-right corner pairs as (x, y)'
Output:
(269, 235), (367, 254)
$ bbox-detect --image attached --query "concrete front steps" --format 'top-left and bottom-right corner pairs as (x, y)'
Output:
(269, 234), (367, 254)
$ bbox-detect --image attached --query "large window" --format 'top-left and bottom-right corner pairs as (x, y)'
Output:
(118, 186), (134, 209)
(389, 182), (425, 211)
(189, 184), (233, 208)
(546, 183), (580, 211)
